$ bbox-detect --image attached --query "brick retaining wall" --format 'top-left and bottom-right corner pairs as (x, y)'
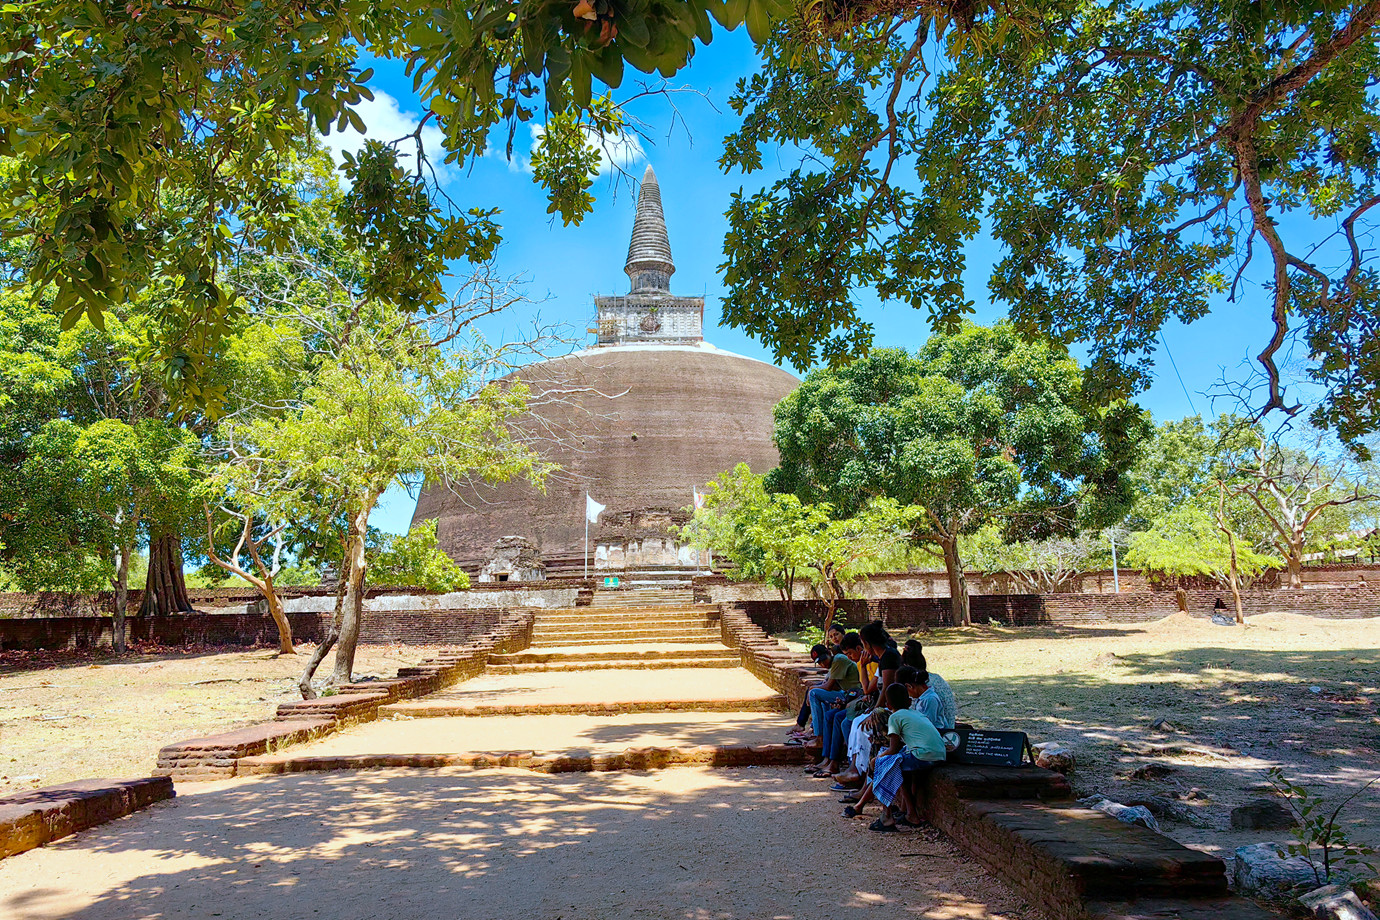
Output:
(0, 776), (174, 861)
(154, 610), (537, 780)
(1043, 586), (1380, 622)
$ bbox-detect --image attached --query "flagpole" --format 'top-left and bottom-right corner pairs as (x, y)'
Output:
(585, 513), (590, 580)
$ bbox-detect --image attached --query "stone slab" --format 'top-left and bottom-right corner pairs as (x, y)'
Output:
(0, 777), (174, 860)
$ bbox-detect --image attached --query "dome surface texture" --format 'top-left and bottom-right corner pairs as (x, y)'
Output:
(411, 343), (798, 569)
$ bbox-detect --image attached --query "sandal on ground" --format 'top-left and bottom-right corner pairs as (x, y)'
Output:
(784, 738), (804, 746)
(829, 782), (855, 792)
(868, 818), (899, 833)
(897, 817), (924, 828)
(839, 794), (860, 804)
(842, 806), (862, 818)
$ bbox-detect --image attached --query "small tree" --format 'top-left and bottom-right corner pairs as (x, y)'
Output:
(1125, 504), (1279, 602)
(966, 527), (1101, 594)
(370, 521), (470, 592)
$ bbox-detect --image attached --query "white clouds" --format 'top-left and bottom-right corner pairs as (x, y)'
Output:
(515, 122), (647, 178)
(320, 90), (452, 179)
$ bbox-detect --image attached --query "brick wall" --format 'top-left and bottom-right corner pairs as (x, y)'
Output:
(729, 596), (1048, 633)
(0, 607), (530, 651)
(1042, 586), (1380, 623)
(0, 612), (328, 651)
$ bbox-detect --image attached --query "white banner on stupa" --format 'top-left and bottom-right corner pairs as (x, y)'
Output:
(586, 494), (606, 523)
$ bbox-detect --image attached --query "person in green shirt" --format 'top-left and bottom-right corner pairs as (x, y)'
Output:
(868, 683), (946, 832)
(807, 633), (863, 772)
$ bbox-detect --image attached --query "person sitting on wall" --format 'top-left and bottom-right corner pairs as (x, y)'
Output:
(867, 682), (947, 832)
(897, 665), (948, 730)
(787, 644), (832, 744)
(806, 632), (862, 774)
(826, 622), (846, 652)
(817, 621), (904, 778)
(840, 701), (893, 819)
(902, 639), (958, 730)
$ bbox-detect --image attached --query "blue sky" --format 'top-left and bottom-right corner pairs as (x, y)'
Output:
(342, 30), (1290, 534)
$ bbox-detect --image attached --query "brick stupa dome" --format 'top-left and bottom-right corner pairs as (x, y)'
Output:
(411, 166), (798, 575)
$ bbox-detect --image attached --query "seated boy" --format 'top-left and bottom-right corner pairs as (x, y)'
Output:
(896, 665), (948, 730)
(867, 683), (946, 832)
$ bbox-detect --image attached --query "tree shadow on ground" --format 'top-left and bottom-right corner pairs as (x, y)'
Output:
(0, 769), (1030, 920)
(897, 624), (1151, 647)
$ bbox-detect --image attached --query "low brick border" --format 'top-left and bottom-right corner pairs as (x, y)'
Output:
(155, 610), (536, 780)
(0, 776), (174, 861)
(238, 741), (814, 775)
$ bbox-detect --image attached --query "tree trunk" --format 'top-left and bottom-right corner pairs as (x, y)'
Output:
(112, 547), (130, 655)
(262, 580), (296, 656)
(1286, 541), (1304, 588)
(140, 531), (193, 617)
(330, 503), (372, 686)
(297, 620), (339, 700)
(940, 535), (971, 627)
(1218, 483), (1246, 624)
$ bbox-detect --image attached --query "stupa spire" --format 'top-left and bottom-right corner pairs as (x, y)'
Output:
(624, 164), (675, 293)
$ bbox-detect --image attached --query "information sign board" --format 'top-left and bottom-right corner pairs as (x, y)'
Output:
(952, 729), (1031, 766)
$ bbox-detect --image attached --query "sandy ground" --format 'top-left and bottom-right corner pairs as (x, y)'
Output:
(0, 644), (453, 791)
(411, 666), (780, 708)
(286, 711), (799, 758)
(0, 767), (1038, 920)
(788, 612), (1380, 856)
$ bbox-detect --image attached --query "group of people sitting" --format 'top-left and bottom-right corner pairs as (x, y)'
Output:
(786, 620), (958, 832)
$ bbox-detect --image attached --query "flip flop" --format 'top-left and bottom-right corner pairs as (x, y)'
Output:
(829, 783), (854, 792)
(784, 738), (804, 746)
(868, 818), (899, 833)
(839, 795), (860, 804)
(842, 806), (862, 818)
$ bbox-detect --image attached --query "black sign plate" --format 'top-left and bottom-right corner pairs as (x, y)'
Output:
(952, 729), (1030, 766)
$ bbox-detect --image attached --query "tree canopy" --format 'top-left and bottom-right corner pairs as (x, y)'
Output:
(769, 323), (1147, 624)
(720, 1), (1380, 446)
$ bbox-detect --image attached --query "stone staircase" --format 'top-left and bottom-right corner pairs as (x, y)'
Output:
(377, 595), (785, 718)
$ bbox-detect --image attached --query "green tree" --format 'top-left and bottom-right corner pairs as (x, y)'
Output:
(684, 465), (914, 629)
(720, 2), (1380, 446)
(14, 419), (197, 652)
(371, 521), (470, 592)
(226, 297), (554, 695)
(0, 0), (786, 394)
(1125, 504), (1279, 592)
(0, 286), (210, 628)
(769, 325), (1147, 625)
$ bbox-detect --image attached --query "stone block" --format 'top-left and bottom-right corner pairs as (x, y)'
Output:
(1231, 799), (1298, 830)
(0, 777), (174, 860)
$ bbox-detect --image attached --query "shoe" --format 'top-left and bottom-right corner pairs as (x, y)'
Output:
(868, 818), (899, 833)
(842, 806), (861, 818)
(829, 783), (853, 792)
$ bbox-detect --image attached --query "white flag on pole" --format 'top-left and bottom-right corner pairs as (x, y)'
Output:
(585, 494), (606, 523)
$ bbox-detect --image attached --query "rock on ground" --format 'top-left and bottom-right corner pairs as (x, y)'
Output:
(1231, 798), (1298, 830)
(1299, 885), (1379, 920)
(1234, 842), (1323, 898)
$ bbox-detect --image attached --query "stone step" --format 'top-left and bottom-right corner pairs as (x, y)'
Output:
(492, 646), (735, 664)
(531, 630), (721, 645)
(488, 655), (741, 674)
(530, 634), (724, 648)
(533, 624), (720, 639)
(378, 696), (788, 718)
(534, 610), (707, 624)
(533, 617), (713, 632)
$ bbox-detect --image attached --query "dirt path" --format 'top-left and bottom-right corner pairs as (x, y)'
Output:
(0, 644), (450, 791)
(0, 767), (1038, 920)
